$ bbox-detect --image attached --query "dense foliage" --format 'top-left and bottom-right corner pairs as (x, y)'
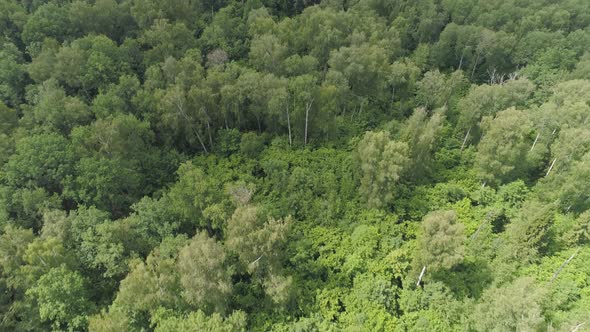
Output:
(1, 0), (590, 330)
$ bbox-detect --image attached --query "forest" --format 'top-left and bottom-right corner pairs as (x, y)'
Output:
(1, 0), (590, 330)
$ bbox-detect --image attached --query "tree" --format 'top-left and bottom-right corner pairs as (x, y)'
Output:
(3, 133), (74, 193)
(290, 7), (349, 67)
(288, 74), (319, 145)
(327, 43), (391, 104)
(0, 42), (27, 107)
(24, 79), (91, 134)
(67, 0), (134, 43)
(87, 308), (131, 332)
(225, 205), (292, 304)
(236, 70), (274, 133)
(0, 101), (17, 135)
(140, 20), (197, 67)
(0, 225), (39, 331)
(0, 225), (35, 290)
(21, 3), (76, 49)
(355, 131), (409, 209)
(26, 265), (95, 331)
(455, 79), (534, 139)
(19, 237), (76, 289)
(177, 232), (231, 313)
(152, 309), (247, 332)
(471, 277), (544, 332)
(0, 186), (61, 230)
(54, 34), (131, 95)
(166, 162), (231, 231)
(415, 70), (466, 110)
(92, 74), (141, 119)
(249, 34), (288, 74)
(111, 236), (188, 321)
(555, 153), (590, 214)
(159, 84), (210, 153)
(389, 59), (421, 105)
(71, 156), (141, 217)
(199, 4), (248, 60)
(475, 108), (540, 184)
(27, 38), (60, 84)
(68, 113), (159, 215)
(283, 54), (319, 77)
(130, 0), (224, 30)
(416, 210), (465, 273)
(432, 24), (516, 78)
(400, 108), (445, 180)
(503, 200), (555, 261)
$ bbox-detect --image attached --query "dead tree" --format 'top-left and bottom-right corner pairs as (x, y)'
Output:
(551, 248), (580, 283)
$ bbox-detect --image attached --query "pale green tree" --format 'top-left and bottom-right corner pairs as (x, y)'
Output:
(475, 108), (539, 184)
(153, 309), (247, 332)
(400, 108), (445, 180)
(355, 131), (409, 209)
(177, 232), (232, 313)
(416, 210), (465, 273)
(471, 277), (544, 332)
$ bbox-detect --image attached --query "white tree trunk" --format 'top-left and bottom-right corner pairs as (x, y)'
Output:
(461, 128), (471, 151)
(286, 104), (292, 146)
(546, 158), (557, 177)
(176, 99), (208, 153)
(551, 248), (580, 283)
(416, 266), (426, 286)
(304, 100), (313, 146)
(530, 132), (540, 151)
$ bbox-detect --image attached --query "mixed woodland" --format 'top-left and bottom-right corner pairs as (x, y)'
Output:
(1, 0), (590, 330)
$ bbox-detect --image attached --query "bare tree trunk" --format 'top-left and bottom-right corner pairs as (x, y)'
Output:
(206, 119), (213, 149)
(546, 158), (557, 177)
(551, 248), (580, 283)
(191, 126), (208, 153)
(416, 266), (426, 286)
(461, 128), (471, 151)
(530, 132), (540, 151)
(471, 211), (494, 240)
(235, 103), (241, 129)
(304, 100), (313, 146)
(471, 51), (481, 79)
(571, 322), (586, 332)
(358, 99), (364, 117)
(175, 99), (208, 153)
(286, 104), (292, 146)
(257, 115), (261, 133)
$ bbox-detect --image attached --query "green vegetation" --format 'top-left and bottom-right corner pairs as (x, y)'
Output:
(1, 0), (590, 330)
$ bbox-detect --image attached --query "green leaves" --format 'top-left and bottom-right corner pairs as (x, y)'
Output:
(470, 277), (544, 332)
(166, 162), (231, 230)
(178, 232), (232, 313)
(356, 131), (409, 209)
(153, 309), (247, 332)
(475, 108), (539, 184)
(27, 265), (94, 331)
(3, 1), (590, 330)
(0, 42), (26, 107)
(416, 210), (465, 273)
(4, 133), (74, 193)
